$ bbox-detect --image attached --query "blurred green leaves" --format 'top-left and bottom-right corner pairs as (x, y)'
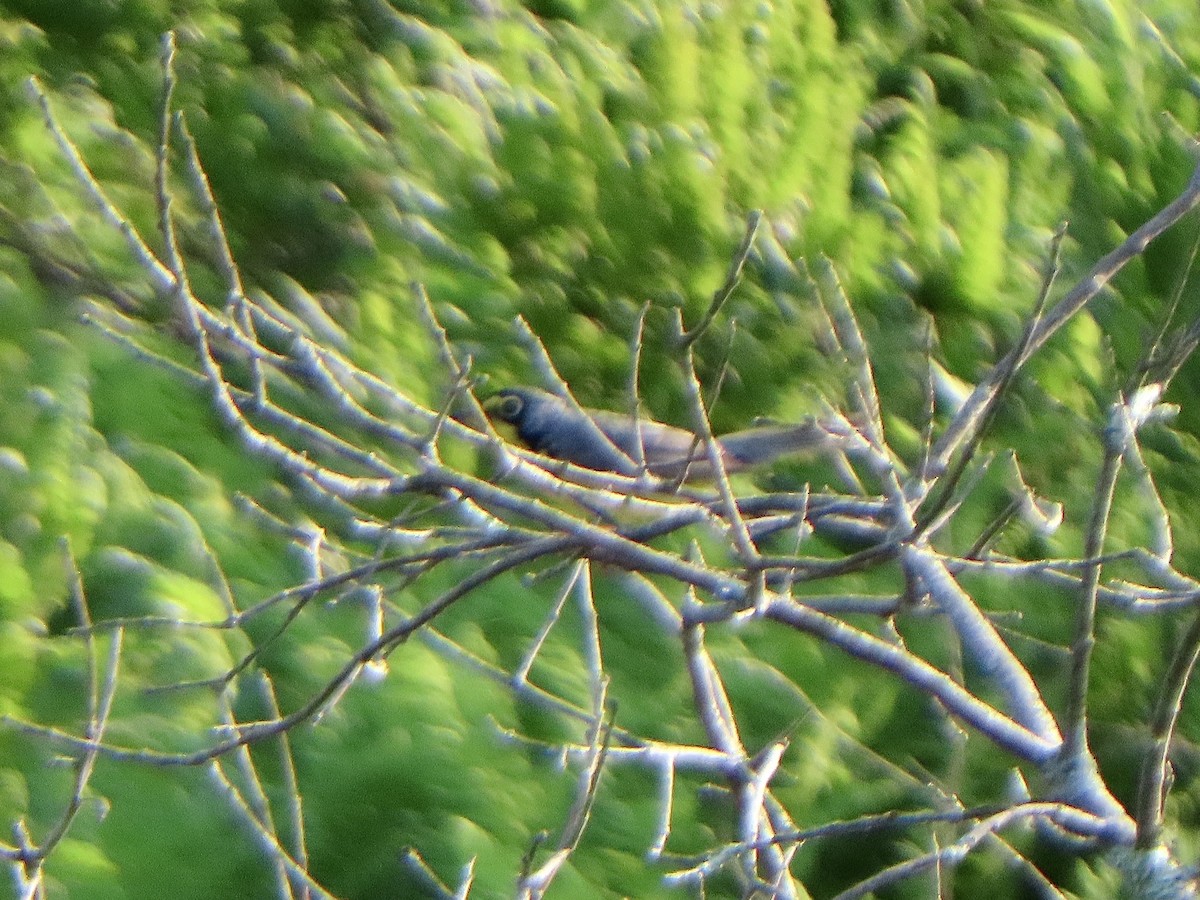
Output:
(2, 0), (1200, 897)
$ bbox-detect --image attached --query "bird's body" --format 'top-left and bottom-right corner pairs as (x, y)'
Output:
(484, 387), (843, 480)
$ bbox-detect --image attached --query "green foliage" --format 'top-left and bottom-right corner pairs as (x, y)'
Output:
(3, 0), (1200, 897)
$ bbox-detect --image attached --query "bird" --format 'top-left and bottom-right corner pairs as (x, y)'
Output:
(483, 386), (847, 481)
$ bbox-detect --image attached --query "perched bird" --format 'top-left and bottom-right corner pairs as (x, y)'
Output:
(484, 386), (845, 481)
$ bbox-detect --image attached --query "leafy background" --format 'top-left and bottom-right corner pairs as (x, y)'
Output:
(2, 0), (1200, 897)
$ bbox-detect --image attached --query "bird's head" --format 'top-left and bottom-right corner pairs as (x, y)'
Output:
(483, 387), (531, 427)
(483, 387), (618, 470)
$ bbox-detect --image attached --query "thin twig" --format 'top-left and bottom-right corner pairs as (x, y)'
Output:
(1134, 605), (1200, 849)
(932, 164), (1200, 471)
(1063, 417), (1124, 759)
(25, 76), (175, 294)
(916, 223), (1066, 535)
(677, 210), (761, 349)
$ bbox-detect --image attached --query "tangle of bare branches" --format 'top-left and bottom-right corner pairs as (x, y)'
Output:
(7, 30), (1200, 900)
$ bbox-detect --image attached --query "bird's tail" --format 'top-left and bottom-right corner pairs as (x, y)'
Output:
(718, 418), (849, 467)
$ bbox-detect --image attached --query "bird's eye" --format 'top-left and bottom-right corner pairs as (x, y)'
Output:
(496, 395), (523, 421)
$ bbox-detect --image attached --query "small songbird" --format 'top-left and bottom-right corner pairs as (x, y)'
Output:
(484, 386), (845, 481)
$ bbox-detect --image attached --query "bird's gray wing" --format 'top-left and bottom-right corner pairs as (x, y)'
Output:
(518, 395), (637, 473)
(590, 410), (706, 477)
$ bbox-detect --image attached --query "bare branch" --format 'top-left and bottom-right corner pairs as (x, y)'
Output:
(25, 76), (175, 295)
(676, 209), (762, 350)
(932, 163), (1200, 471)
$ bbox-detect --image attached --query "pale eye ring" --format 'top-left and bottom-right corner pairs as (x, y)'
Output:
(497, 395), (523, 421)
